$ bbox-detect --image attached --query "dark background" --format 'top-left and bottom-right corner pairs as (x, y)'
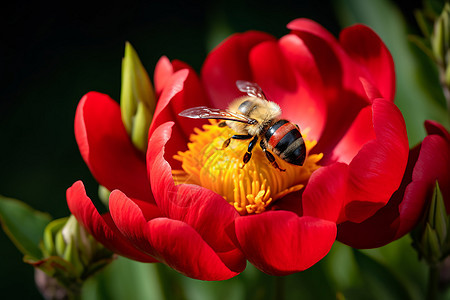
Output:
(0, 0), (422, 298)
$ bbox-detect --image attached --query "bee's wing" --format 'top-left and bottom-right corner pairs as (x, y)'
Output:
(236, 80), (267, 100)
(179, 106), (258, 124)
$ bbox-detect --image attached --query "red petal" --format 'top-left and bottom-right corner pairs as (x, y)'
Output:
(201, 31), (275, 108)
(146, 122), (246, 272)
(249, 38), (327, 141)
(288, 18), (338, 45)
(288, 19), (395, 103)
(154, 56), (173, 97)
(339, 24), (395, 101)
(66, 181), (156, 262)
(404, 134), (450, 215)
(171, 59), (195, 71)
(74, 92), (151, 201)
(287, 18), (357, 101)
(425, 120), (450, 141)
(337, 199), (400, 249)
(345, 99), (409, 222)
(336, 145), (419, 248)
(108, 190), (158, 257)
(327, 105), (376, 165)
(287, 19), (371, 155)
(302, 163), (348, 223)
(148, 218), (244, 280)
(359, 77), (383, 102)
(235, 211), (336, 275)
(272, 189), (304, 216)
(249, 40), (297, 92)
(338, 128), (449, 248)
(109, 189), (243, 280)
(149, 69), (209, 168)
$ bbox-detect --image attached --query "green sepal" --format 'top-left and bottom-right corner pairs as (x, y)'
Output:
(42, 217), (68, 257)
(131, 102), (153, 153)
(56, 221), (68, 257)
(0, 196), (52, 259)
(64, 234), (85, 276)
(413, 181), (449, 265)
(120, 42), (156, 153)
(432, 182), (448, 244)
(62, 216), (86, 276)
(424, 224), (442, 264)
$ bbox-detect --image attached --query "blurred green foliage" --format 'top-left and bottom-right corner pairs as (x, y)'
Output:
(1, 0), (448, 299)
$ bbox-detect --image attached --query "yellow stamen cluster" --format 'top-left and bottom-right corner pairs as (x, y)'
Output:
(172, 121), (322, 215)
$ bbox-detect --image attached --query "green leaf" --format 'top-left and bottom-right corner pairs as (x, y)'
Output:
(361, 237), (428, 300)
(352, 249), (414, 300)
(334, 0), (450, 146)
(0, 196), (52, 259)
(324, 243), (362, 294)
(82, 257), (165, 300)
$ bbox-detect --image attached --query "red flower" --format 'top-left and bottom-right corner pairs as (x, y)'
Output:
(338, 120), (450, 248)
(68, 18), (409, 279)
(68, 57), (246, 280)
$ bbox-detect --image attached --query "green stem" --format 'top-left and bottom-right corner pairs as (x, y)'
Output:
(427, 264), (439, 300)
(274, 276), (285, 300)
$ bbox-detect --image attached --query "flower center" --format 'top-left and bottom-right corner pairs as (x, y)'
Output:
(172, 121), (322, 215)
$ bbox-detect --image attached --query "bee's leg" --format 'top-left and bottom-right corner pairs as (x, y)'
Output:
(221, 134), (252, 150)
(221, 138), (232, 149)
(259, 140), (286, 172)
(232, 134), (253, 140)
(241, 135), (259, 167)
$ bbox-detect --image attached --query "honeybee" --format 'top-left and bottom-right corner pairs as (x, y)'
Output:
(178, 80), (306, 171)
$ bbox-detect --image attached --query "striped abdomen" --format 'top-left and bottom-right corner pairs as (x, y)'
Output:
(264, 119), (306, 166)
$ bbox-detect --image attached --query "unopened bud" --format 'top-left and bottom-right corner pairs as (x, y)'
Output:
(120, 42), (156, 153)
(40, 215), (113, 283)
(413, 182), (449, 265)
(431, 3), (450, 65)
